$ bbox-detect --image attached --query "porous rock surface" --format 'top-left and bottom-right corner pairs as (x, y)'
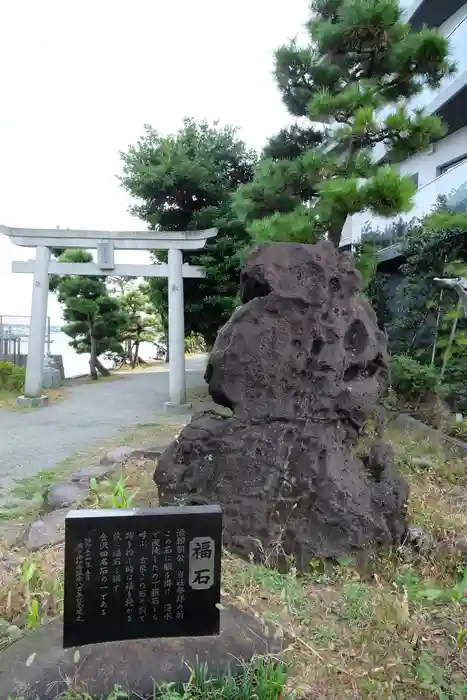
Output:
(155, 242), (409, 569)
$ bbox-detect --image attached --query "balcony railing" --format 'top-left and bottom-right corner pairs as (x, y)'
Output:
(342, 155), (467, 246)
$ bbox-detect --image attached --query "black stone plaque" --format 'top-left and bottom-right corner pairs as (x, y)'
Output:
(63, 505), (222, 648)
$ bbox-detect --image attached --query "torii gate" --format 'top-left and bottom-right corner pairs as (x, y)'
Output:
(0, 225), (217, 408)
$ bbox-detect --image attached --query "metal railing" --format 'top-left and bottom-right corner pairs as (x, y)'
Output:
(0, 315), (52, 364)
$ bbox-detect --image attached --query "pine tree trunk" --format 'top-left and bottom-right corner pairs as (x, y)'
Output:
(328, 228), (342, 248)
(132, 340), (140, 369)
(95, 358), (111, 377)
(89, 332), (99, 381)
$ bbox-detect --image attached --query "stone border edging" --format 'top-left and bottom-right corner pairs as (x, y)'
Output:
(390, 412), (467, 454)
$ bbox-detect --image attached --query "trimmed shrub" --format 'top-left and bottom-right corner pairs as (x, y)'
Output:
(0, 361), (26, 392)
(184, 333), (207, 355)
(390, 355), (440, 402)
(446, 417), (467, 442)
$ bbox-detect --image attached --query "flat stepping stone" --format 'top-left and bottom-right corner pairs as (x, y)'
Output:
(21, 510), (68, 551)
(0, 604), (284, 699)
(71, 464), (118, 483)
(100, 446), (135, 466)
(0, 522), (24, 547)
(44, 483), (88, 511)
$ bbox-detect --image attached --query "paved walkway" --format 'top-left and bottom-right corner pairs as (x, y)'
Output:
(0, 356), (206, 499)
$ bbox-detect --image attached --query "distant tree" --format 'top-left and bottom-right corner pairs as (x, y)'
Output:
(107, 276), (137, 295)
(117, 287), (163, 367)
(119, 118), (257, 347)
(234, 0), (454, 248)
(50, 249), (126, 379)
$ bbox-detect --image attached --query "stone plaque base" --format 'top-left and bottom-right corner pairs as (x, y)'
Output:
(0, 604), (283, 700)
(17, 395), (49, 407)
(164, 401), (192, 414)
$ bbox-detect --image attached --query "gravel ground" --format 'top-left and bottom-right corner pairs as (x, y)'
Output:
(0, 356), (206, 500)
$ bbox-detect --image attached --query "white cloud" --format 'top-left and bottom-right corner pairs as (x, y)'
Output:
(0, 0), (309, 323)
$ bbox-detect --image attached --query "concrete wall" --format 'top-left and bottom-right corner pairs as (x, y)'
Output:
(3, 354), (65, 381)
(399, 126), (467, 189)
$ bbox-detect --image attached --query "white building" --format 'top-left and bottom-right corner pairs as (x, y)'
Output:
(341, 0), (467, 247)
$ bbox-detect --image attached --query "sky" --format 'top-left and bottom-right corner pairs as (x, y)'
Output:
(0, 0), (309, 323)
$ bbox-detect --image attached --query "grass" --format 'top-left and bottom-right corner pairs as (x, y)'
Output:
(0, 386), (69, 411)
(0, 370), (128, 412)
(385, 425), (467, 540)
(2, 405), (467, 697)
(155, 660), (289, 699)
(6, 659), (289, 699)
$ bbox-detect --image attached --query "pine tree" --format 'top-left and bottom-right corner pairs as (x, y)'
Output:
(234, 0), (455, 248)
(120, 119), (257, 347)
(117, 287), (162, 368)
(50, 249), (126, 379)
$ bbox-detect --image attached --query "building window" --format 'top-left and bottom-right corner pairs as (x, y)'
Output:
(437, 154), (467, 177)
(409, 173), (419, 188)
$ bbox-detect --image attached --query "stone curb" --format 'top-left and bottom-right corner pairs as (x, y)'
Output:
(390, 413), (467, 453)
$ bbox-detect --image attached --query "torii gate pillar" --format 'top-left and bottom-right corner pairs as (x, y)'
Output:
(166, 247), (186, 411)
(23, 246), (51, 406)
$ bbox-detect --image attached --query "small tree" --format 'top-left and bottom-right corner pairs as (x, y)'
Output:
(118, 287), (162, 368)
(120, 118), (257, 347)
(50, 249), (126, 379)
(234, 0), (454, 247)
(107, 276), (137, 295)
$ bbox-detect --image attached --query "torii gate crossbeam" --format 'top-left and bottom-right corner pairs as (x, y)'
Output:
(1, 225), (217, 409)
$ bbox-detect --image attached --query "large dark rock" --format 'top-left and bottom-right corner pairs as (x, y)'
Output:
(155, 242), (408, 569)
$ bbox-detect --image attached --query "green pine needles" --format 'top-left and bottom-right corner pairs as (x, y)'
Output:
(234, 0), (455, 247)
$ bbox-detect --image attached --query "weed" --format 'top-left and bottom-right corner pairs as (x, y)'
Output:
(0, 544), (64, 632)
(156, 659), (290, 700)
(16, 660), (289, 699)
(19, 559), (42, 628)
(310, 624), (337, 648)
(414, 566), (467, 604)
(12, 469), (64, 500)
(339, 582), (371, 626)
(88, 476), (138, 509)
(446, 418), (467, 442)
(25, 597), (40, 629)
(52, 687), (129, 700)
(414, 652), (467, 699)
